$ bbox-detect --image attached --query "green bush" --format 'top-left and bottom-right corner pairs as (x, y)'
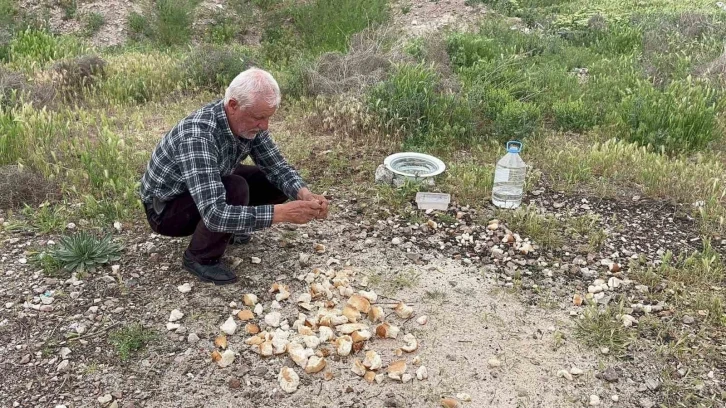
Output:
(552, 99), (596, 132)
(154, 0), (198, 46)
(205, 10), (241, 45)
(493, 100), (542, 140)
(367, 63), (474, 148)
(290, 0), (389, 54)
(617, 80), (719, 153)
(184, 45), (259, 92)
(127, 12), (152, 41)
(48, 231), (122, 273)
(83, 12), (105, 37)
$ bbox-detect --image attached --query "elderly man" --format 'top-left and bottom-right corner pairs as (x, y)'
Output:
(139, 68), (328, 285)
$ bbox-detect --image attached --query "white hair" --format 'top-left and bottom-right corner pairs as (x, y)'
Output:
(224, 68), (281, 109)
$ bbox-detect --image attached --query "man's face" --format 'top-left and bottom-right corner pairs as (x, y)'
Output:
(228, 98), (277, 139)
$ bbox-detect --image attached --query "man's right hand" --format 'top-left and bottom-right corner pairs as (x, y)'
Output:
(273, 201), (323, 224)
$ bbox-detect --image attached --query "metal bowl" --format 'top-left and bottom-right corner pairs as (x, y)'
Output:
(383, 152), (446, 178)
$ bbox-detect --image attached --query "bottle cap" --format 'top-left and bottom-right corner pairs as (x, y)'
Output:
(506, 141), (522, 154)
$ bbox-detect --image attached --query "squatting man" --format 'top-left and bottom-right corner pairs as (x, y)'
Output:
(139, 68), (329, 285)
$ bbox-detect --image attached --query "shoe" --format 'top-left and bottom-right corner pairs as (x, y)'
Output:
(229, 232), (252, 245)
(182, 253), (238, 285)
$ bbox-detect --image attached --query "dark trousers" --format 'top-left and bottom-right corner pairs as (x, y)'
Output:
(144, 165), (288, 264)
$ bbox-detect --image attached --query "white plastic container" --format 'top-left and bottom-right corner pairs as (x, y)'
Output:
(415, 192), (451, 210)
(492, 141), (527, 209)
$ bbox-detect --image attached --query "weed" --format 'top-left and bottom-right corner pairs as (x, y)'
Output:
(205, 9), (243, 45)
(127, 12), (152, 42)
(436, 213), (457, 225)
(574, 304), (630, 353)
(47, 231), (122, 273)
(30, 249), (63, 277)
(108, 324), (156, 361)
(552, 99), (596, 132)
(58, 0), (77, 21)
(22, 203), (68, 234)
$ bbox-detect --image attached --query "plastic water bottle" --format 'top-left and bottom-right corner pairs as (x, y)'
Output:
(492, 141), (527, 209)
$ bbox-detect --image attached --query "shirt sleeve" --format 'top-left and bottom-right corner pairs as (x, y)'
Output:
(250, 131), (308, 200)
(176, 128), (274, 233)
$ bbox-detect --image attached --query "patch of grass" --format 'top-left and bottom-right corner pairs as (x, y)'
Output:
(367, 63), (474, 149)
(204, 9), (243, 45)
(424, 289), (447, 303)
(436, 213), (457, 224)
(108, 324), (156, 361)
(390, 269), (421, 290)
(47, 231), (122, 273)
(58, 0), (77, 21)
(22, 203), (68, 234)
(574, 304), (631, 353)
(30, 249), (63, 277)
(8, 26), (89, 70)
(127, 12), (152, 42)
(617, 80), (720, 154)
(497, 204), (563, 250)
(83, 12), (105, 37)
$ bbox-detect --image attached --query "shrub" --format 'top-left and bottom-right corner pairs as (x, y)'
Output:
(127, 12), (152, 42)
(154, 0), (198, 46)
(617, 80), (719, 154)
(469, 85), (514, 120)
(83, 12), (105, 37)
(96, 51), (183, 104)
(367, 63), (474, 148)
(0, 66), (56, 110)
(109, 324), (156, 361)
(47, 231), (122, 273)
(493, 100), (542, 140)
(53, 55), (106, 97)
(183, 46), (259, 92)
(290, 0), (389, 54)
(0, 164), (61, 208)
(205, 9), (241, 44)
(552, 99), (596, 132)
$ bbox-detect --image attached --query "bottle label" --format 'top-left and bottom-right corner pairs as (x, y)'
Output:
(494, 168), (510, 183)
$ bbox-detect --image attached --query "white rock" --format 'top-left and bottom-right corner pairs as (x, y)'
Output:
(166, 322), (180, 331)
(60, 347), (71, 359)
(487, 357), (501, 368)
(611, 395), (619, 402)
(265, 312), (281, 328)
(113, 221), (122, 232)
(608, 277), (622, 289)
(169, 309), (184, 322)
(570, 367), (584, 376)
(589, 395), (600, 406)
(271, 300), (282, 309)
(401, 373), (413, 383)
(297, 293), (312, 303)
(417, 315), (428, 325)
(416, 366), (428, 380)
(97, 394), (112, 404)
(557, 369), (573, 381)
(40, 296), (54, 305)
(622, 314), (637, 327)
(456, 393), (472, 402)
(220, 317), (237, 335)
(392, 237), (402, 245)
(66, 222), (76, 230)
(187, 333), (200, 344)
(177, 283), (192, 293)
(217, 349), (235, 368)
(251, 257), (261, 264)
(254, 303), (263, 316)
(56, 359), (70, 372)
(279, 367), (300, 393)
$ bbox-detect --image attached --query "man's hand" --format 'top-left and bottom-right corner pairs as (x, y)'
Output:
(297, 188), (329, 220)
(273, 201), (322, 224)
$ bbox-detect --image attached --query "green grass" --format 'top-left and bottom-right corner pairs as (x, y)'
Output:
(574, 304), (631, 353)
(83, 12), (105, 37)
(47, 231), (122, 273)
(108, 324), (156, 361)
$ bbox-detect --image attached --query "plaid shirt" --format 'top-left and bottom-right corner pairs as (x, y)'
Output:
(139, 99), (307, 233)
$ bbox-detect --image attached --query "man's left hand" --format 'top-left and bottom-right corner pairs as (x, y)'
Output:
(298, 188), (329, 219)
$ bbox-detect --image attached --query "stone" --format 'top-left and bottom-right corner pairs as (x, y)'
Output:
(392, 237), (402, 245)
(570, 367), (584, 376)
(487, 357), (501, 368)
(169, 309), (184, 322)
(60, 347), (71, 359)
(177, 283), (192, 293)
(188, 333), (200, 344)
(557, 370), (573, 381)
(645, 378), (661, 391)
(589, 395), (600, 406)
(220, 317), (237, 335)
(682, 315), (695, 324)
(639, 398), (654, 408)
(598, 367), (619, 383)
(56, 359), (70, 372)
(97, 394), (112, 404)
(251, 257), (261, 264)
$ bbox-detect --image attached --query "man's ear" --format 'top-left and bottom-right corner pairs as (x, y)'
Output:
(227, 98), (239, 111)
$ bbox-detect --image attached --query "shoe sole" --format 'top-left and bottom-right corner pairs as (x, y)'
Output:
(183, 264), (238, 286)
